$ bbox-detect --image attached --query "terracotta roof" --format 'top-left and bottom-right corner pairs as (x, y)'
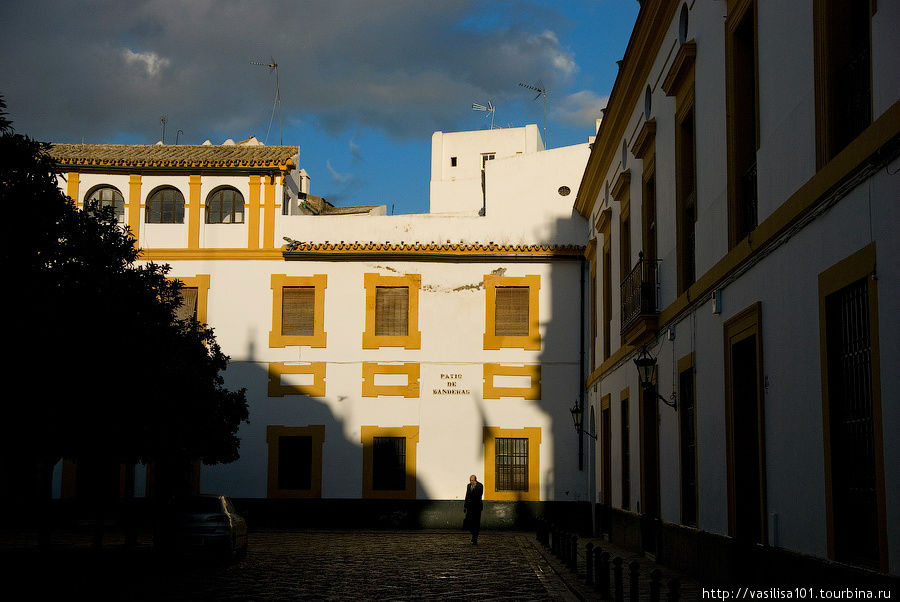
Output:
(282, 240), (584, 257)
(49, 143), (298, 170)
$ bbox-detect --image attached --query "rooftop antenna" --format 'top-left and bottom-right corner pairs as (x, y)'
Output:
(472, 100), (496, 129)
(251, 58), (282, 145)
(519, 81), (549, 147)
(160, 115), (167, 144)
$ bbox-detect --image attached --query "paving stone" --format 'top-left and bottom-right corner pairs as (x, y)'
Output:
(3, 529), (581, 600)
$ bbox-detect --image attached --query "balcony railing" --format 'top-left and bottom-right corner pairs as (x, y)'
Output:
(620, 253), (660, 335)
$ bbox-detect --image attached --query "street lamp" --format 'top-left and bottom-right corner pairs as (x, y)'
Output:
(633, 345), (677, 410)
(570, 401), (597, 439)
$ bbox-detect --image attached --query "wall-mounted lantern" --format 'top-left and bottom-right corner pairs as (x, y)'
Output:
(633, 345), (677, 410)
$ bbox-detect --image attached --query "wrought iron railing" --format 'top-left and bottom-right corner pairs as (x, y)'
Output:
(620, 253), (660, 334)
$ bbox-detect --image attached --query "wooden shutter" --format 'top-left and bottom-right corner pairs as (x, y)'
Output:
(176, 287), (198, 321)
(375, 287), (408, 336)
(282, 287), (316, 336)
(494, 286), (529, 336)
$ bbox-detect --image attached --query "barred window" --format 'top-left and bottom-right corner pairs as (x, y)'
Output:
(146, 187), (185, 223)
(282, 287), (316, 336)
(375, 287), (409, 337)
(495, 437), (528, 491)
(175, 287), (198, 321)
(494, 287), (529, 336)
(372, 436), (406, 491)
(206, 187), (245, 224)
(825, 277), (878, 567)
(278, 435), (312, 490)
(86, 186), (125, 223)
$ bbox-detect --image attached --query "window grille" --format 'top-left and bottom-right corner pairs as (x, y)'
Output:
(495, 438), (528, 491)
(282, 287), (316, 336)
(373, 437), (406, 490)
(826, 277), (878, 567)
(494, 287), (529, 336)
(374, 287), (409, 336)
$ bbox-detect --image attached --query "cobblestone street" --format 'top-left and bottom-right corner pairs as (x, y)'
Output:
(6, 530), (581, 600)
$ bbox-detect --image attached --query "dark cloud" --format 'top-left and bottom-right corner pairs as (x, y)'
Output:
(0, 0), (579, 143)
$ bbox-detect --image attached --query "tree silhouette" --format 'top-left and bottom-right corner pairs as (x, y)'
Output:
(0, 97), (248, 538)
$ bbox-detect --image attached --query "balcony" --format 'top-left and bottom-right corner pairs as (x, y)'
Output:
(620, 253), (660, 347)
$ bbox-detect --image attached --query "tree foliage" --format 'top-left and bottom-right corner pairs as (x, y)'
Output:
(1, 97), (248, 479)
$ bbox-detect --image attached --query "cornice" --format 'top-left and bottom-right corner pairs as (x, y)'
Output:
(575, 0), (680, 218)
(282, 240), (586, 260)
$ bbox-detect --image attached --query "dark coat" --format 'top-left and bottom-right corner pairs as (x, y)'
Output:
(464, 481), (484, 514)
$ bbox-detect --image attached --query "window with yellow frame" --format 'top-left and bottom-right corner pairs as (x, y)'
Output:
(266, 425), (325, 499)
(360, 425), (419, 499)
(269, 274), (327, 348)
(482, 426), (541, 501)
(169, 274), (210, 324)
(362, 273), (421, 349)
(483, 274), (541, 350)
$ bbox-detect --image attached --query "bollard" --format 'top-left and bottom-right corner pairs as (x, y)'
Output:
(649, 568), (661, 602)
(667, 577), (680, 602)
(613, 557), (624, 602)
(585, 543), (594, 585)
(570, 534), (579, 571)
(597, 551), (611, 598)
(629, 560), (640, 602)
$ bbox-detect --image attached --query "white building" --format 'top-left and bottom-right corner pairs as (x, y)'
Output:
(49, 127), (594, 527)
(578, 0), (899, 580)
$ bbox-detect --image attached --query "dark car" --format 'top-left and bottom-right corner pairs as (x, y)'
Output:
(161, 494), (248, 558)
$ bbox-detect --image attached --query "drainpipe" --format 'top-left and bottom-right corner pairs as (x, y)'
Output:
(579, 255), (585, 472)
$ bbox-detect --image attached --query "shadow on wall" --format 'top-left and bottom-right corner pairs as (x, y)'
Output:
(29, 211), (593, 535)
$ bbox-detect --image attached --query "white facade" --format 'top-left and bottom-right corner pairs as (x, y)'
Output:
(50, 129), (593, 519)
(579, 0), (899, 578)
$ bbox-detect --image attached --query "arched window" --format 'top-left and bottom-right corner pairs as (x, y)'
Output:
(146, 187), (185, 223)
(85, 186), (125, 223)
(206, 187), (245, 224)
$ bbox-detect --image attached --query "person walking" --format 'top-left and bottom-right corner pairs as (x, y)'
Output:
(464, 474), (484, 544)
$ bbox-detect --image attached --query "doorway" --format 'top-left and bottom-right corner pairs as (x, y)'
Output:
(724, 302), (767, 544)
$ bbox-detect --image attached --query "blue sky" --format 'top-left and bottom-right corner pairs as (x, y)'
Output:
(1, 1), (639, 215)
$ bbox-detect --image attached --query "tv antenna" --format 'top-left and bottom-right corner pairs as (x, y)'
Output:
(251, 58), (282, 145)
(472, 100), (496, 129)
(160, 115), (167, 144)
(519, 81), (549, 147)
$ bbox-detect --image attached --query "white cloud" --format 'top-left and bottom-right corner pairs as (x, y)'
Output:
(121, 48), (170, 78)
(539, 31), (577, 78)
(326, 159), (352, 184)
(554, 90), (608, 128)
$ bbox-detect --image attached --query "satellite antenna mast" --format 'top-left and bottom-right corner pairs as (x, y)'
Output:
(519, 81), (550, 147)
(160, 115), (167, 144)
(251, 58), (282, 144)
(472, 100), (496, 129)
